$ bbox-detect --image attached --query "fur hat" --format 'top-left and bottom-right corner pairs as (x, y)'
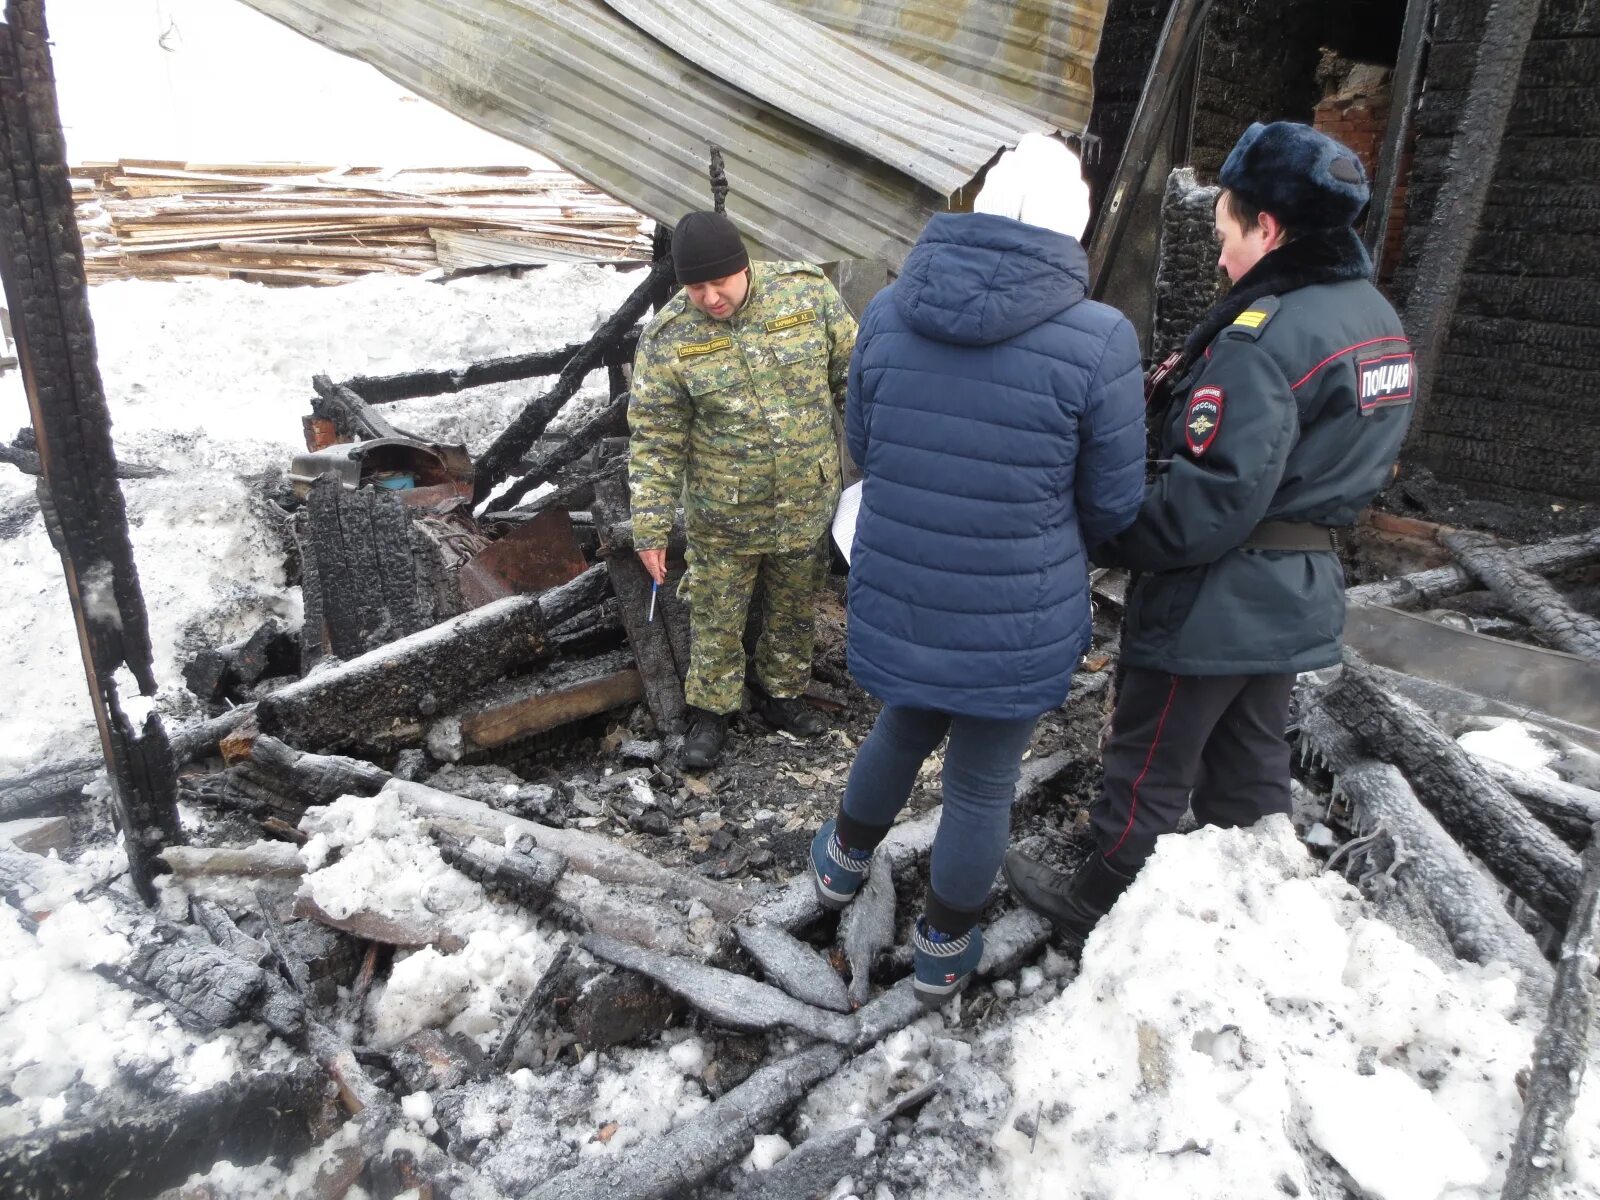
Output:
(973, 132), (1092, 241)
(1219, 122), (1370, 230)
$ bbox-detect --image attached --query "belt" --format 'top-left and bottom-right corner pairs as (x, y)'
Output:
(1242, 521), (1339, 552)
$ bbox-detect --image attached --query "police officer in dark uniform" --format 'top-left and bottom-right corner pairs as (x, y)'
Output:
(1005, 121), (1415, 942)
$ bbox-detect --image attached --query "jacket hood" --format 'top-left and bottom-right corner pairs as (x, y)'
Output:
(894, 212), (1089, 347)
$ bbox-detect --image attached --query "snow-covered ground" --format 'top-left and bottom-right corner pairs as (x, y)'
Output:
(2, 268), (1596, 1197)
(0, 266), (640, 771)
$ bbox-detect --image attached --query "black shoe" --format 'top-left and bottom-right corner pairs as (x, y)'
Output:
(760, 695), (826, 738)
(1003, 848), (1135, 946)
(680, 708), (728, 770)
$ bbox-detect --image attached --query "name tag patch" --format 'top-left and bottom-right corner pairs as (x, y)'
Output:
(678, 335), (734, 360)
(1186, 386), (1224, 456)
(765, 309), (817, 333)
(1358, 351), (1415, 411)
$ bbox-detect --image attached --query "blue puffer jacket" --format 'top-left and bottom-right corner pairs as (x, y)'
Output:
(845, 212), (1146, 719)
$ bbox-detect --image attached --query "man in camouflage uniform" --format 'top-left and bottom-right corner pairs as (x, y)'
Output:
(629, 210), (857, 768)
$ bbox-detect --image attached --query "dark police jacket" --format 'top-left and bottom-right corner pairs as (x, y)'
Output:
(1101, 227), (1412, 675)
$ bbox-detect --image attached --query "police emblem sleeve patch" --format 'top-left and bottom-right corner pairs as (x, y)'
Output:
(1185, 386), (1224, 456)
(1356, 350), (1415, 412)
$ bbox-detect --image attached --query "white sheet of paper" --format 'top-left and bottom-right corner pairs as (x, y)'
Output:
(831, 480), (863, 564)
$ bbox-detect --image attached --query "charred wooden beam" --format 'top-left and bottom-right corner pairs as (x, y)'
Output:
(309, 374), (399, 442)
(474, 258), (673, 502)
(247, 734), (392, 805)
(1500, 826), (1600, 1200)
(189, 897), (271, 967)
(0, 439), (164, 479)
(596, 516), (688, 559)
(526, 1042), (847, 1200)
(1363, 0), (1431, 263)
(582, 932), (858, 1043)
(258, 562), (608, 752)
(482, 391), (629, 514)
(337, 330), (640, 406)
(1346, 527), (1600, 611)
(159, 842), (304, 879)
(1300, 708), (1553, 1004)
(491, 939), (575, 1071)
(391, 779), (749, 921)
(1312, 654), (1582, 928)
(1441, 529), (1600, 660)
(0, 760), (100, 819)
(182, 621), (293, 704)
(840, 854), (895, 1007)
(432, 830), (567, 910)
(426, 649), (644, 762)
(1402, 0), (1541, 430)
(1473, 755), (1600, 850)
(593, 470), (686, 732)
(0, 1068), (318, 1200)
(733, 922), (850, 1013)
(0, 0), (180, 902)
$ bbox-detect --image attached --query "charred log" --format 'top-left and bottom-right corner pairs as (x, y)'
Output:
(425, 649), (643, 762)
(840, 854), (895, 1008)
(1441, 529), (1600, 660)
(258, 563), (608, 752)
(1346, 527), (1600, 610)
(0, 1068), (318, 1200)
(1500, 825), (1600, 1200)
(1473, 755), (1600, 850)
(247, 734), (392, 805)
(525, 1042), (847, 1200)
(182, 621), (295, 704)
(474, 258), (672, 503)
(491, 939), (575, 1072)
(487, 391), (629, 514)
(337, 330), (639, 406)
(1300, 708), (1553, 1003)
(733, 922), (850, 1013)
(309, 374), (399, 442)
(0, 761), (99, 819)
(432, 830), (567, 911)
(581, 932), (858, 1043)
(0, 439), (164, 479)
(1312, 654), (1582, 928)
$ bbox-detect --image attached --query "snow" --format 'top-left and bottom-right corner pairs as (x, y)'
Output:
(0, 265), (640, 772)
(1458, 720), (1562, 780)
(297, 791), (563, 1051)
(979, 819), (1600, 1200)
(0, 860), (286, 1138)
(746, 1133), (793, 1171)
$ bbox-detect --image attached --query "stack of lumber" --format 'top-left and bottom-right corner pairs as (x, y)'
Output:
(72, 161), (650, 286)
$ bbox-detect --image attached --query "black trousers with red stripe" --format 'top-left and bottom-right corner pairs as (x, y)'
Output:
(1090, 668), (1295, 872)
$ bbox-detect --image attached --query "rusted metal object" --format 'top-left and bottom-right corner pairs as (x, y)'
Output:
(458, 509), (590, 608)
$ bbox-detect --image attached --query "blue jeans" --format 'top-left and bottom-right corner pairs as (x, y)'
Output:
(840, 704), (1039, 926)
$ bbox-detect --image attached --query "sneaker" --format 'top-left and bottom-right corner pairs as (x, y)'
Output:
(1002, 849), (1134, 949)
(680, 708), (728, 770)
(760, 694), (827, 738)
(809, 817), (872, 909)
(912, 917), (984, 1007)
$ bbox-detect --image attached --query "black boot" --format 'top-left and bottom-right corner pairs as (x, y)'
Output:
(759, 694), (826, 738)
(1003, 849), (1135, 947)
(680, 708), (728, 770)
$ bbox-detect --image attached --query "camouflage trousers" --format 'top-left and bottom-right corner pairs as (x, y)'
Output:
(681, 540), (823, 715)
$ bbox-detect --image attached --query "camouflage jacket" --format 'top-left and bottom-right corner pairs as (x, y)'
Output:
(628, 261), (857, 554)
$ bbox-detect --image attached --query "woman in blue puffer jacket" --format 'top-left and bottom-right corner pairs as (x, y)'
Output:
(808, 134), (1147, 1005)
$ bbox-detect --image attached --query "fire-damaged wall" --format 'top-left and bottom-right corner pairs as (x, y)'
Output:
(1400, 0), (1600, 504)
(1189, 0), (1321, 176)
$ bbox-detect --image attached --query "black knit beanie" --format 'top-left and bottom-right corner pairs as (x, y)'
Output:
(672, 211), (749, 284)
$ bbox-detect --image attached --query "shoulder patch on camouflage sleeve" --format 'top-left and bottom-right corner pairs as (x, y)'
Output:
(1226, 295), (1280, 340)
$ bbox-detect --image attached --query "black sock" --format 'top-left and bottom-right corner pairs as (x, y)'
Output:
(922, 889), (983, 939)
(835, 811), (893, 856)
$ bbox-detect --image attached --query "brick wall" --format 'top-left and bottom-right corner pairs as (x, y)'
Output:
(1312, 78), (1410, 281)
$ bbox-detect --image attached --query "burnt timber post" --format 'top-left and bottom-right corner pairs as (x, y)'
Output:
(0, 0), (182, 900)
(1401, 0), (1541, 435)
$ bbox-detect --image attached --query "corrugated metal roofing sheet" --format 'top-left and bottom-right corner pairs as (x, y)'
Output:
(778, 0), (1105, 129)
(238, 0), (1101, 267)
